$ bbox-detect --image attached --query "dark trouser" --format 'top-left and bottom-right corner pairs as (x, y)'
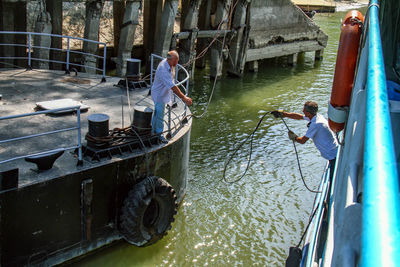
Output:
(326, 158), (337, 207)
(329, 158), (336, 182)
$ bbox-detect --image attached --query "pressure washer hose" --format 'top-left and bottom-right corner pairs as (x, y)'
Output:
(223, 111), (320, 194)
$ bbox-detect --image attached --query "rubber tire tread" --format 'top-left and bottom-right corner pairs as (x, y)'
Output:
(119, 176), (178, 246)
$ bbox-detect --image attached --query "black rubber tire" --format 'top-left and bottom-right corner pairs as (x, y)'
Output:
(119, 176), (178, 246)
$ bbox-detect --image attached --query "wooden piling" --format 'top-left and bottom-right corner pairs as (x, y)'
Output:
(116, 0), (141, 77)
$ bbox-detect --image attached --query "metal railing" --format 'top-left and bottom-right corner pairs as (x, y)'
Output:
(0, 106), (83, 165)
(149, 53), (190, 138)
(0, 31), (106, 81)
(362, 0), (400, 266)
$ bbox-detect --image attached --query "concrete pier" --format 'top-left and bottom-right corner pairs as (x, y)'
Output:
(245, 0), (328, 66)
(0, 0), (328, 78)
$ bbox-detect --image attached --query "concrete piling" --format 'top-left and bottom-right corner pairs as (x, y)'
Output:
(46, 0), (63, 70)
(248, 60), (258, 72)
(154, 0), (179, 58)
(116, 0), (141, 77)
(210, 0), (232, 79)
(0, 1), (27, 67)
(33, 9), (52, 69)
(83, 0), (105, 74)
(227, 0), (251, 77)
(287, 53), (297, 66)
(178, 0), (203, 79)
(315, 49), (324, 60)
(143, 0), (163, 73)
(195, 0), (212, 69)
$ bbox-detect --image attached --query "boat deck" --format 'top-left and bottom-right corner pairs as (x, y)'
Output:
(0, 69), (190, 188)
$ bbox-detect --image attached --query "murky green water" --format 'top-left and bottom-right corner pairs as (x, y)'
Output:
(76, 8), (365, 267)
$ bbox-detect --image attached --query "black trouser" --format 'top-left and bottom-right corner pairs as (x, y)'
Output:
(326, 158), (337, 207)
(329, 158), (336, 182)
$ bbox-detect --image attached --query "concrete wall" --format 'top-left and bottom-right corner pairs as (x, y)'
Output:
(246, 0), (328, 62)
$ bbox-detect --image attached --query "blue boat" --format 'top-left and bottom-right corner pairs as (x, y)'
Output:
(298, 0), (400, 266)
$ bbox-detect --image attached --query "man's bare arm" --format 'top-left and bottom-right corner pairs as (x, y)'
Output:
(282, 112), (303, 120)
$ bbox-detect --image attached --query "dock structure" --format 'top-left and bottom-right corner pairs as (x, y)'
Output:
(292, 0), (336, 13)
(0, 0), (327, 78)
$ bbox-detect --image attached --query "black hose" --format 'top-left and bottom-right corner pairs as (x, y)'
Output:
(222, 111), (271, 183)
(280, 117), (321, 194)
(222, 112), (320, 194)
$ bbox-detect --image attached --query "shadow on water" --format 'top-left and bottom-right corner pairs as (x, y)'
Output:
(74, 8), (367, 266)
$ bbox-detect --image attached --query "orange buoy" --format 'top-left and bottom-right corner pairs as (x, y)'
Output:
(328, 10), (364, 132)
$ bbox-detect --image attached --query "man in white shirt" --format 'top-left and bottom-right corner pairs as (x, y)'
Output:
(151, 50), (192, 143)
(272, 101), (338, 179)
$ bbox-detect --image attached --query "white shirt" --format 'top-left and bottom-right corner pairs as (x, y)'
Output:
(151, 59), (175, 105)
(304, 114), (338, 160)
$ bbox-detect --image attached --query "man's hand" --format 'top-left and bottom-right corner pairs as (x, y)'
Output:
(183, 96), (192, 106)
(271, 110), (283, 118)
(288, 130), (298, 141)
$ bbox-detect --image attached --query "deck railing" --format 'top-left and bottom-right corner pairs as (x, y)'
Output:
(362, 0), (400, 266)
(149, 53), (190, 138)
(0, 31), (106, 81)
(0, 106), (83, 165)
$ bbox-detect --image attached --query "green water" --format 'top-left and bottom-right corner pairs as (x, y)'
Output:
(76, 9), (364, 267)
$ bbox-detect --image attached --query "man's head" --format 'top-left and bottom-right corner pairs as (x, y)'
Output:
(303, 101), (318, 118)
(167, 50), (179, 67)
